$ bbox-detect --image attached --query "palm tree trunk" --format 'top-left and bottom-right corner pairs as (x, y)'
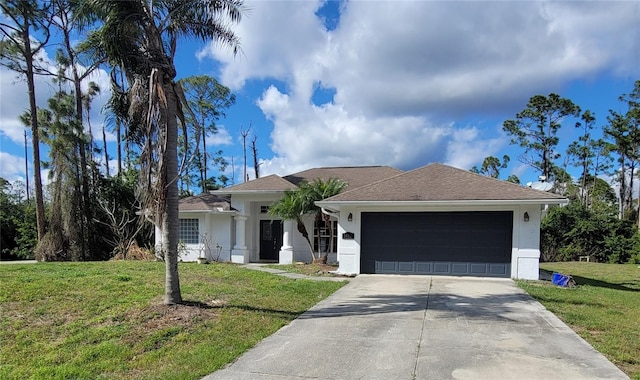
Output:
(296, 219), (316, 261)
(162, 79), (182, 305)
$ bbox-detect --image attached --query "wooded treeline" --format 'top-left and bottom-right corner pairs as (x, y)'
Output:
(0, 0), (245, 285)
(474, 82), (640, 264)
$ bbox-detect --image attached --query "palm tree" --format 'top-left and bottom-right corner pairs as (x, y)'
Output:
(269, 178), (346, 263)
(84, 0), (243, 304)
(304, 179), (347, 263)
(269, 188), (315, 259)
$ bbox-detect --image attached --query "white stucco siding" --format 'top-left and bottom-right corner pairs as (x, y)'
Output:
(166, 212), (235, 262)
(335, 207), (360, 275)
(203, 214), (233, 261)
(512, 205), (542, 280)
(278, 215), (315, 263)
(175, 213), (205, 262)
(332, 204), (544, 279)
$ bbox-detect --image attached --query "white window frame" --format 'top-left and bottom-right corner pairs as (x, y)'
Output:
(314, 219), (337, 253)
(179, 218), (199, 244)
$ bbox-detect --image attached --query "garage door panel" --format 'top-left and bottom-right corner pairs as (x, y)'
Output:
(489, 264), (509, 276)
(361, 212), (512, 277)
(398, 262), (415, 273)
(433, 262), (451, 274)
(470, 264), (489, 274)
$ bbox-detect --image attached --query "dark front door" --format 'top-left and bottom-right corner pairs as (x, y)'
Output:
(260, 220), (282, 261)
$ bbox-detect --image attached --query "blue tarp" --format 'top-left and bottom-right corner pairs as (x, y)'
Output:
(552, 272), (573, 287)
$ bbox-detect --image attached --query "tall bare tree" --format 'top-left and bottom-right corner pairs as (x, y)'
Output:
(251, 134), (260, 179)
(240, 124), (250, 182)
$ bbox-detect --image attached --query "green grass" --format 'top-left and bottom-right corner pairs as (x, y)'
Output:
(0, 261), (346, 380)
(517, 262), (640, 379)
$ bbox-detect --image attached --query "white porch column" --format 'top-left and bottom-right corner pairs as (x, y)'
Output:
(231, 215), (249, 263)
(279, 220), (294, 264)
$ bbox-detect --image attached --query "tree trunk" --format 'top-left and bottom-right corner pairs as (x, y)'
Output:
(116, 119), (122, 176)
(74, 74), (89, 261)
(619, 157), (626, 219)
(201, 116), (207, 193)
(24, 30), (46, 245)
(24, 130), (29, 201)
(162, 79), (182, 305)
(296, 219), (316, 261)
(627, 163), (635, 216)
(103, 123), (110, 177)
(251, 136), (260, 179)
(637, 177), (640, 229)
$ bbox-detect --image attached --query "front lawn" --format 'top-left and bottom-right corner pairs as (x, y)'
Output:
(517, 262), (640, 379)
(0, 262), (346, 380)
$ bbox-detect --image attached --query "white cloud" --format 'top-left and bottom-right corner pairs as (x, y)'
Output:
(258, 85), (453, 174)
(197, 0), (328, 92)
(0, 151), (25, 179)
(207, 126), (232, 146)
(149, 1), (640, 175)
(445, 127), (506, 170)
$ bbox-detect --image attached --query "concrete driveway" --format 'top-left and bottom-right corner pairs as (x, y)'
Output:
(204, 275), (628, 380)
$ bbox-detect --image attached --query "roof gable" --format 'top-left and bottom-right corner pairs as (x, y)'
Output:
(218, 166), (402, 193)
(283, 166), (402, 190)
(324, 163), (567, 202)
(218, 174), (297, 192)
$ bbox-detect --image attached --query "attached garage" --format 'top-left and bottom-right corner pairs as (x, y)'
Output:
(316, 163), (568, 280)
(360, 211), (513, 277)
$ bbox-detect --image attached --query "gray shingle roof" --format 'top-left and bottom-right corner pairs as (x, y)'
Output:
(283, 166), (402, 190)
(323, 163), (567, 202)
(218, 174), (297, 192)
(178, 193), (236, 212)
(218, 166), (402, 193)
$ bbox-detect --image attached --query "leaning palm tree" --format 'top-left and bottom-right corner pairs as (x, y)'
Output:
(269, 178), (346, 263)
(83, 0), (243, 304)
(269, 188), (316, 260)
(303, 178), (347, 263)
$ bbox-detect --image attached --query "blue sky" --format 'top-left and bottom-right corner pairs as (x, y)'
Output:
(1, 0), (639, 189)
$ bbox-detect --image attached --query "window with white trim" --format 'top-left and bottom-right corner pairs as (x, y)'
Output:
(179, 218), (199, 244)
(314, 220), (337, 253)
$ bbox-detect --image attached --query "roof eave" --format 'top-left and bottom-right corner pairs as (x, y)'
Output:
(178, 209), (239, 214)
(213, 189), (290, 195)
(316, 198), (569, 209)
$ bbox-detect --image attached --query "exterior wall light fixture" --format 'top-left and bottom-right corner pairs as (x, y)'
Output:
(347, 213), (353, 222)
(524, 212), (530, 222)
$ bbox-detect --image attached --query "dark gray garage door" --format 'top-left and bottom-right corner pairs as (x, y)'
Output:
(361, 211), (513, 277)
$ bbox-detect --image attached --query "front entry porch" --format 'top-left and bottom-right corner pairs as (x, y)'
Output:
(231, 215), (295, 265)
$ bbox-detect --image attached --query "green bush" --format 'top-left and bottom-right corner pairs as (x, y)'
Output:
(541, 201), (640, 263)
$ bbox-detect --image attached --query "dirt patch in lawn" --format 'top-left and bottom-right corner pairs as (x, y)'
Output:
(132, 300), (224, 330)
